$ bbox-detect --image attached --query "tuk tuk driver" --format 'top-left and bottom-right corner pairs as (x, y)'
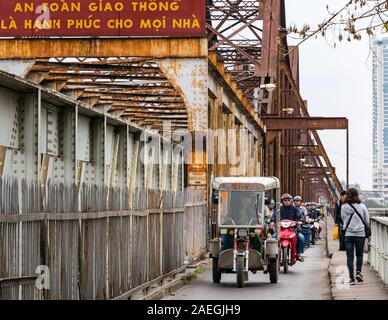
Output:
(231, 192), (262, 226)
(239, 192), (263, 253)
(270, 193), (305, 262)
(221, 192), (263, 252)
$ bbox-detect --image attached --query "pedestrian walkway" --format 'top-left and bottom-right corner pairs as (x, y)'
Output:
(327, 216), (388, 300)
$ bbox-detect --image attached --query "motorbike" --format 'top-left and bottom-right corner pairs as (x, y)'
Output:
(279, 219), (298, 274)
(310, 217), (322, 245)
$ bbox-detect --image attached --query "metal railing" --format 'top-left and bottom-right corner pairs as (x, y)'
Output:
(0, 276), (42, 300)
(368, 208), (388, 217)
(0, 177), (208, 300)
(368, 217), (388, 285)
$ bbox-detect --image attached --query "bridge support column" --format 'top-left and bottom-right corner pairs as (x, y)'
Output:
(158, 58), (209, 196)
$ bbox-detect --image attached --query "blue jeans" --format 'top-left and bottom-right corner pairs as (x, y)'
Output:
(345, 236), (365, 279)
(296, 232), (305, 255)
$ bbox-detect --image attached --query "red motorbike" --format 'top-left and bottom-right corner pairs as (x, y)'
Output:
(279, 219), (298, 273)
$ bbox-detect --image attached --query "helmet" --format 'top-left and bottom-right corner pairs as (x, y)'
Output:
(281, 193), (293, 200)
(294, 195), (302, 201)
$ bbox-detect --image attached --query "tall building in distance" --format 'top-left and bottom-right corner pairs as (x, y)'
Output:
(372, 35), (388, 201)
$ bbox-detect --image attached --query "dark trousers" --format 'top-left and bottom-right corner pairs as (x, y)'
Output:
(345, 236), (365, 279)
(339, 224), (345, 251)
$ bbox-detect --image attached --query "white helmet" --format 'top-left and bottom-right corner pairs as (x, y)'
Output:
(281, 193), (293, 200)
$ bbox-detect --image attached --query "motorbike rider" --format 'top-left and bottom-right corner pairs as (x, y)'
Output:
(270, 193), (305, 262)
(312, 203), (321, 219)
(308, 202), (322, 239)
(267, 199), (277, 237)
(294, 196), (307, 220)
(263, 198), (272, 237)
(306, 202), (317, 219)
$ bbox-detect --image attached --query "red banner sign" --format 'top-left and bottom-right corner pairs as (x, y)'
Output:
(0, 0), (206, 37)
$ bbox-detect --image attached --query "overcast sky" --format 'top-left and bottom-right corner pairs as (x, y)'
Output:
(286, 0), (375, 190)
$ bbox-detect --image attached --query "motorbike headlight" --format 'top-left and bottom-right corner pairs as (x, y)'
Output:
(238, 229), (248, 237)
(281, 221), (291, 228)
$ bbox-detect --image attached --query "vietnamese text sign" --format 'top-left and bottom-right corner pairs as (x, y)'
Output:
(0, 0), (206, 37)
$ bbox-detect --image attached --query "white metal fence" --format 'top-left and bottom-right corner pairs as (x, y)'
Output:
(368, 217), (388, 285)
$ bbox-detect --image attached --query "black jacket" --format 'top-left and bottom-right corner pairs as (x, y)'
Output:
(334, 200), (343, 225)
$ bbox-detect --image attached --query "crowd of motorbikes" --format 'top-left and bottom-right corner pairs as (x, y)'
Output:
(267, 201), (325, 273)
(211, 177), (327, 287)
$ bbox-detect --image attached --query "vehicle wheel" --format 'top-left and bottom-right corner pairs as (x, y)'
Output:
(212, 258), (221, 283)
(282, 247), (289, 274)
(269, 259), (278, 283)
(236, 256), (244, 288)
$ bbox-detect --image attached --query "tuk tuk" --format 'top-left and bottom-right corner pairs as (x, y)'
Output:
(210, 177), (281, 288)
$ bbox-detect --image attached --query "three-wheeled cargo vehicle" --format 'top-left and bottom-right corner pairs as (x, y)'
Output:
(210, 177), (281, 288)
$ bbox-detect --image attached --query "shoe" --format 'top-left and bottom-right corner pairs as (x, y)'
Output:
(297, 255), (305, 262)
(349, 278), (356, 285)
(356, 272), (364, 282)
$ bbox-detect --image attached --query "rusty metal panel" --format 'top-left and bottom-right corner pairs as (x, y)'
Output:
(158, 58), (208, 131)
(288, 46), (300, 88)
(0, 38), (208, 59)
(264, 117), (348, 130)
(0, 0), (206, 38)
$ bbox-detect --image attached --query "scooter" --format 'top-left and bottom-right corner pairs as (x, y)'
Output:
(310, 217), (322, 245)
(279, 220), (298, 274)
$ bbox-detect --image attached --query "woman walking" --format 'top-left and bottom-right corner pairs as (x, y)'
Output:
(341, 188), (370, 284)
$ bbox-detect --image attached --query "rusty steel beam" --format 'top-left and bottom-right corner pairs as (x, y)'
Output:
(0, 38), (208, 59)
(25, 57), (191, 132)
(282, 144), (317, 147)
(206, 0), (266, 102)
(279, 61), (344, 195)
(281, 148), (321, 157)
(305, 132), (338, 201)
(206, 23), (260, 67)
(299, 173), (331, 177)
(298, 168), (333, 174)
(264, 117), (348, 130)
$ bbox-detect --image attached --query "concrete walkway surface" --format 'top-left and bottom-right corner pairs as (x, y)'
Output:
(326, 215), (388, 300)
